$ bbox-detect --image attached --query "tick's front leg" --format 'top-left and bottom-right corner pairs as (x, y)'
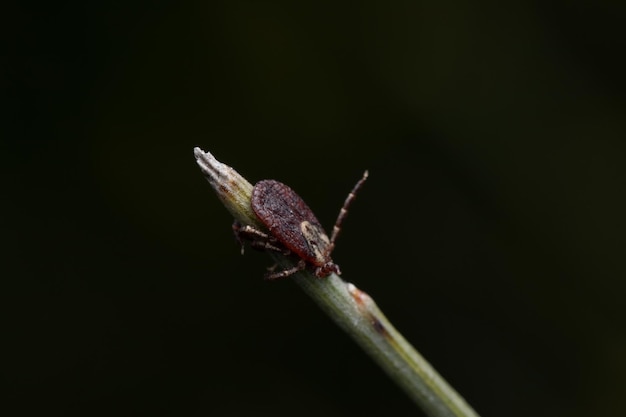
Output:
(264, 259), (306, 281)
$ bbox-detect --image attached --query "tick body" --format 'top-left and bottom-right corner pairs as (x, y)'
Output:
(234, 171), (368, 280)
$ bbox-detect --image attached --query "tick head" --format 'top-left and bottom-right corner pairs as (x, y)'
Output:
(315, 261), (341, 278)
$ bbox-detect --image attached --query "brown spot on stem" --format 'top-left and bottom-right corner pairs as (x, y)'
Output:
(347, 283), (390, 337)
(370, 316), (389, 337)
(348, 283), (369, 307)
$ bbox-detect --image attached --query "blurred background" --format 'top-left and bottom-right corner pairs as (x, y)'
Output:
(3, 1), (626, 416)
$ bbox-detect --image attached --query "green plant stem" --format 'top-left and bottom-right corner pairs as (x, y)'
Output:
(194, 147), (481, 417)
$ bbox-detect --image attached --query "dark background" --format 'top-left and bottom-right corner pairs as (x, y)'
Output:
(3, 1), (626, 416)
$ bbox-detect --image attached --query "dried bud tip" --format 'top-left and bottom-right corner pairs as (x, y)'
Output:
(194, 147), (259, 226)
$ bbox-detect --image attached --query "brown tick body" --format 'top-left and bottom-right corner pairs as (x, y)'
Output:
(233, 172), (368, 280)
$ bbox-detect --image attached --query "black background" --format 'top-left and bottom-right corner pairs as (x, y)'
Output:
(3, 1), (626, 416)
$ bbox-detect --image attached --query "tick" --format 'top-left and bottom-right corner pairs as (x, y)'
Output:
(233, 171), (368, 280)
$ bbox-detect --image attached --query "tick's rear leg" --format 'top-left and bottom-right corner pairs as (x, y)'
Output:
(233, 221), (289, 255)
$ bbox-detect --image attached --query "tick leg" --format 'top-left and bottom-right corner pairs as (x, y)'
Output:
(328, 170), (369, 253)
(264, 259), (306, 280)
(233, 221), (272, 240)
(232, 221), (246, 254)
(249, 240), (290, 255)
(233, 221), (289, 255)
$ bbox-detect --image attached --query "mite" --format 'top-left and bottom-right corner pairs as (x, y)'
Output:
(233, 171), (368, 280)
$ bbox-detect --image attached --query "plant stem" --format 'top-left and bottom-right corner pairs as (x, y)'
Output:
(194, 147), (481, 417)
